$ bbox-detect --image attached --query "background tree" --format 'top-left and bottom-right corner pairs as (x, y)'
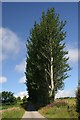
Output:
(17, 96), (21, 103)
(20, 96), (27, 110)
(25, 8), (71, 106)
(1, 91), (16, 105)
(22, 96), (27, 104)
(0, 92), (2, 105)
(76, 87), (80, 119)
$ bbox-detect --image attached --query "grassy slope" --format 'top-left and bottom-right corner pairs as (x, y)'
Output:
(0, 103), (25, 119)
(0, 104), (20, 110)
(2, 107), (25, 119)
(39, 98), (78, 119)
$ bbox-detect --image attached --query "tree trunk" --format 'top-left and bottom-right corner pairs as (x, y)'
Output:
(50, 56), (54, 97)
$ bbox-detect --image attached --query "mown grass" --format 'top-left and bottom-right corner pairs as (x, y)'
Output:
(39, 98), (78, 119)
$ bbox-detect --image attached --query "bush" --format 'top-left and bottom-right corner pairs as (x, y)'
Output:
(76, 87), (80, 112)
(76, 87), (80, 119)
(16, 96), (21, 103)
(20, 96), (27, 110)
(47, 100), (68, 107)
(22, 96), (27, 104)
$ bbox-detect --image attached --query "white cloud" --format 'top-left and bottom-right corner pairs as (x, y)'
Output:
(79, 50), (80, 60)
(19, 76), (26, 83)
(14, 91), (29, 99)
(15, 59), (26, 73)
(55, 89), (76, 99)
(68, 48), (78, 62)
(0, 27), (22, 61)
(0, 76), (7, 83)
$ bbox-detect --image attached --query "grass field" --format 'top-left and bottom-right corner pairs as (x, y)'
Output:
(0, 104), (20, 110)
(39, 98), (78, 119)
(0, 103), (25, 119)
(1, 107), (25, 119)
(0, 98), (78, 119)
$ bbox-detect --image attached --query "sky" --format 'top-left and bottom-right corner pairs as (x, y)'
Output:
(1, 0), (79, 2)
(0, 2), (78, 98)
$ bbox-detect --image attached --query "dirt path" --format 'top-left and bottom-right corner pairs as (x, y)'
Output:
(22, 111), (45, 118)
(22, 102), (46, 119)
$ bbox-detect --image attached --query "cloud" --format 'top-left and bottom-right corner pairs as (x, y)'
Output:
(0, 27), (22, 61)
(68, 48), (78, 62)
(19, 76), (26, 83)
(14, 91), (29, 99)
(0, 76), (7, 83)
(55, 89), (76, 98)
(15, 59), (26, 73)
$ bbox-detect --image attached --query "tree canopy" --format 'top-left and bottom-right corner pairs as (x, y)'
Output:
(25, 8), (71, 106)
(76, 87), (80, 119)
(0, 91), (16, 105)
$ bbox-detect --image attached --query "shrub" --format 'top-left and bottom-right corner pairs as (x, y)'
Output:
(22, 96), (27, 104)
(47, 100), (68, 107)
(20, 96), (27, 110)
(76, 87), (80, 119)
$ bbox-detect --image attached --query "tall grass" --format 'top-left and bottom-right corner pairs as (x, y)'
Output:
(2, 107), (25, 119)
(39, 98), (78, 118)
(0, 102), (26, 119)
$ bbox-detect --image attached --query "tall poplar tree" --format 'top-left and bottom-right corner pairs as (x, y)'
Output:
(25, 8), (71, 106)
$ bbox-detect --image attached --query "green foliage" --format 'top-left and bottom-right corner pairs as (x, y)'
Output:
(17, 96), (21, 103)
(0, 91), (16, 105)
(76, 87), (80, 112)
(22, 96), (27, 104)
(25, 8), (71, 106)
(76, 87), (80, 119)
(0, 92), (2, 105)
(20, 96), (27, 110)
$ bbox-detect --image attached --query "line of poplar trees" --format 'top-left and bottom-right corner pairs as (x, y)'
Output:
(25, 8), (71, 106)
